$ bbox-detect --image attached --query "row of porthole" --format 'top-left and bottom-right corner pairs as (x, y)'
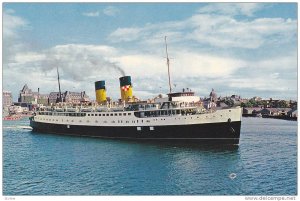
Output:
(38, 114), (224, 123)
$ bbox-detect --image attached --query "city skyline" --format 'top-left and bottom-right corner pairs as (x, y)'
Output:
(3, 3), (297, 101)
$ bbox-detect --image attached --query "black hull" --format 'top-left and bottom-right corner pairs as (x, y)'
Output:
(30, 120), (241, 144)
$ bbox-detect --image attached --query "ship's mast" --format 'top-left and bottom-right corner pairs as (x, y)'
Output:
(165, 36), (172, 94)
(56, 66), (62, 102)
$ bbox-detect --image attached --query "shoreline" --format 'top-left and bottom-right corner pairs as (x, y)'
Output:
(242, 114), (297, 121)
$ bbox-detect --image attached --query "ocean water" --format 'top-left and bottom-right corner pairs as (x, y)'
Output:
(3, 117), (297, 195)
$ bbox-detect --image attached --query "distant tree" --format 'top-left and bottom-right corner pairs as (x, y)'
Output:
(242, 101), (253, 107)
(278, 100), (288, 108)
(224, 98), (234, 107)
(249, 99), (257, 107)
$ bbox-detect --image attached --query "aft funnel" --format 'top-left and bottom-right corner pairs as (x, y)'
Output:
(119, 76), (133, 102)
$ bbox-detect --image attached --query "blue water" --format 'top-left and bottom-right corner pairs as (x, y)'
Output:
(3, 117), (297, 195)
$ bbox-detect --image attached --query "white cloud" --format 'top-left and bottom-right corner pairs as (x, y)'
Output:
(82, 6), (120, 17)
(198, 3), (264, 17)
(3, 9), (28, 38)
(103, 6), (119, 16)
(82, 11), (100, 17)
(3, 9), (28, 65)
(108, 27), (143, 42)
(4, 43), (129, 99)
(3, 5), (297, 101)
(108, 13), (296, 50)
(14, 52), (46, 64)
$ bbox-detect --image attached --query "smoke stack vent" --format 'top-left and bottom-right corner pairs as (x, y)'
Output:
(119, 76), (133, 102)
(95, 80), (107, 103)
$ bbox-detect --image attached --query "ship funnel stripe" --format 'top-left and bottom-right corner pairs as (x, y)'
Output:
(119, 76), (131, 87)
(95, 81), (106, 90)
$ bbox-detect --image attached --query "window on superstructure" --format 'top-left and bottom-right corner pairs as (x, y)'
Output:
(114, 113), (117, 116)
(106, 114), (109, 116)
(91, 114), (94, 116)
(88, 114), (90, 116)
(110, 114), (113, 116)
(123, 113), (126, 116)
(128, 113), (131, 116)
(119, 113), (122, 116)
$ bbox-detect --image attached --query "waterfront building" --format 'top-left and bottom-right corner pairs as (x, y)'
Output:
(18, 84), (35, 103)
(18, 84), (49, 105)
(287, 108), (298, 118)
(3, 91), (13, 107)
(260, 108), (291, 116)
(243, 107), (262, 115)
(36, 94), (50, 105)
(48, 91), (90, 104)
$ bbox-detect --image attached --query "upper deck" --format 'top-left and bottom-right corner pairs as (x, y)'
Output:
(36, 101), (206, 119)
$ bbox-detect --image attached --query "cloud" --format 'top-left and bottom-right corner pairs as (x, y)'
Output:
(108, 27), (143, 42)
(3, 9), (28, 38)
(103, 6), (119, 16)
(82, 11), (100, 17)
(82, 6), (120, 18)
(108, 12), (296, 50)
(5, 43), (135, 100)
(198, 3), (264, 17)
(3, 4), (297, 101)
(3, 9), (28, 65)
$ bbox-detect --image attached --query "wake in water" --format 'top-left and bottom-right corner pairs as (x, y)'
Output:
(3, 125), (32, 130)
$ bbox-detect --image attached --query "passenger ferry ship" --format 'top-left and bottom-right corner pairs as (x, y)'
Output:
(29, 37), (242, 144)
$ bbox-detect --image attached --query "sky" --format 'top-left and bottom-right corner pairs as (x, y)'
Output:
(2, 3), (298, 102)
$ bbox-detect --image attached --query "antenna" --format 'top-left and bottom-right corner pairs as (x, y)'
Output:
(165, 36), (172, 93)
(56, 66), (62, 102)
